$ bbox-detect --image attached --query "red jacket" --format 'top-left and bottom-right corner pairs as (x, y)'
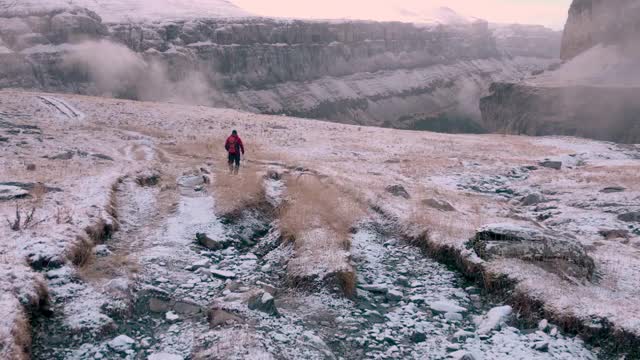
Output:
(225, 135), (244, 155)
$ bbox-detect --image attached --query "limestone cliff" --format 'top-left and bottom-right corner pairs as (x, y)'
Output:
(480, 0), (640, 143)
(0, 7), (559, 129)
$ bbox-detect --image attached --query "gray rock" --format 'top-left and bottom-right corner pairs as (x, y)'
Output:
(210, 269), (236, 279)
(521, 193), (545, 206)
(385, 185), (410, 199)
(0, 185), (29, 200)
(208, 308), (244, 327)
(599, 229), (629, 239)
(600, 186), (626, 193)
(107, 335), (135, 353)
(539, 161), (562, 170)
(248, 291), (278, 316)
(470, 223), (595, 278)
(410, 331), (427, 343)
(385, 289), (403, 302)
(173, 300), (202, 315)
(538, 319), (549, 331)
(422, 198), (456, 211)
(618, 212), (640, 223)
(445, 312), (464, 321)
(148, 297), (171, 313)
(360, 284), (389, 294)
(196, 233), (230, 250)
(533, 341), (550, 352)
(450, 350), (476, 360)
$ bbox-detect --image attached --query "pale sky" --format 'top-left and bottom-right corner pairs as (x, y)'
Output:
(232, 0), (572, 29)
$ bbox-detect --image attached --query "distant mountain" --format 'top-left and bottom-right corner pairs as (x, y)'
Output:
(2, 0), (251, 22)
(394, 6), (474, 25)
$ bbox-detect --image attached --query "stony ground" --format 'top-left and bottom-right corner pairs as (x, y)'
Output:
(1, 90), (639, 359)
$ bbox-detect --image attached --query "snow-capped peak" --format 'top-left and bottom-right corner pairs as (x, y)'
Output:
(394, 6), (475, 25)
(4, 0), (252, 22)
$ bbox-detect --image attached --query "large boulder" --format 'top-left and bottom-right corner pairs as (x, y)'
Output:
(469, 223), (595, 278)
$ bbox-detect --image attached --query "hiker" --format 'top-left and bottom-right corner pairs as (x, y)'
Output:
(225, 130), (245, 174)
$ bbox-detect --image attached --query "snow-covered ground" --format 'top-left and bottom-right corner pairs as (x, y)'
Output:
(0, 90), (639, 359)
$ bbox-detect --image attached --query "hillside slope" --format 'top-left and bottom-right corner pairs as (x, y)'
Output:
(1, 90), (639, 358)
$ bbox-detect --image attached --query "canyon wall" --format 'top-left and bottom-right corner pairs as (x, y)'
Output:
(0, 7), (560, 129)
(480, 0), (640, 143)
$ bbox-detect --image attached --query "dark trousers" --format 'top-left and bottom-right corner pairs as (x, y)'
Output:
(228, 153), (241, 167)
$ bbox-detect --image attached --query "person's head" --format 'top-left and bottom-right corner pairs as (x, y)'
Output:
(232, 130), (238, 136)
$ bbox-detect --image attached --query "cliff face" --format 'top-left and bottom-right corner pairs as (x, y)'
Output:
(480, 0), (640, 143)
(0, 7), (560, 129)
(561, 0), (640, 60)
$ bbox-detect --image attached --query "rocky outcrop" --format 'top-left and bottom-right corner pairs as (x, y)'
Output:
(480, 0), (640, 143)
(561, 0), (640, 60)
(469, 223), (596, 279)
(0, 7), (560, 129)
(480, 83), (640, 143)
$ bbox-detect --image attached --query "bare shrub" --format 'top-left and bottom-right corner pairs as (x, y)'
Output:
(55, 206), (73, 225)
(5, 205), (44, 231)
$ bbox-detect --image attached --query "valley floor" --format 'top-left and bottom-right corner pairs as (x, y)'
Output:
(0, 90), (639, 359)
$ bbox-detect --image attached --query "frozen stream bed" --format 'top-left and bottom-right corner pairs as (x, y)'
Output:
(30, 168), (596, 359)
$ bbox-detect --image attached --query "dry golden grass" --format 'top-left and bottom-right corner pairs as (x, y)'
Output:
(212, 162), (266, 216)
(79, 252), (139, 282)
(279, 174), (363, 246)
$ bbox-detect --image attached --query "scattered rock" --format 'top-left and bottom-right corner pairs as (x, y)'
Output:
(208, 308), (244, 327)
(107, 335), (135, 353)
(539, 161), (562, 170)
(148, 297), (171, 313)
(470, 223), (596, 278)
(26, 164), (36, 171)
(385, 184), (410, 199)
(550, 327), (558, 337)
(599, 228), (630, 239)
(521, 193), (545, 206)
(533, 341), (550, 352)
(92, 153), (114, 161)
(210, 269), (236, 279)
(475, 305), (512, 335)
(445, 312), (463, 321)
(446, 343), (461, 352)
(385, 289), (403, 302)
(450, 350), (476, 360)
(538, 319), (549, 331)
(452, 330), (474, 342)
(428, 300), (467, 314)
(422, 198), (456, 212)
(148, 353), (183, 360)
(360, 284), (388, 294)
(49, 150), (75, 160)
(0, 136), (8, 142)
(187, 259), (210, 271)
(410, 331), (426, 343)
(196, 233), (230, 251)
(173, 300), (202, 315)
(0, 185), (29, 200)
(618, 212), (640, 223)
(600, 186), (626, 193)
(248, 291), (278, 316)
(165, 311), (180, 323)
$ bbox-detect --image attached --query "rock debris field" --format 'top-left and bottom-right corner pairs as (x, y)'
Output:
(1, 91), (639, 359)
